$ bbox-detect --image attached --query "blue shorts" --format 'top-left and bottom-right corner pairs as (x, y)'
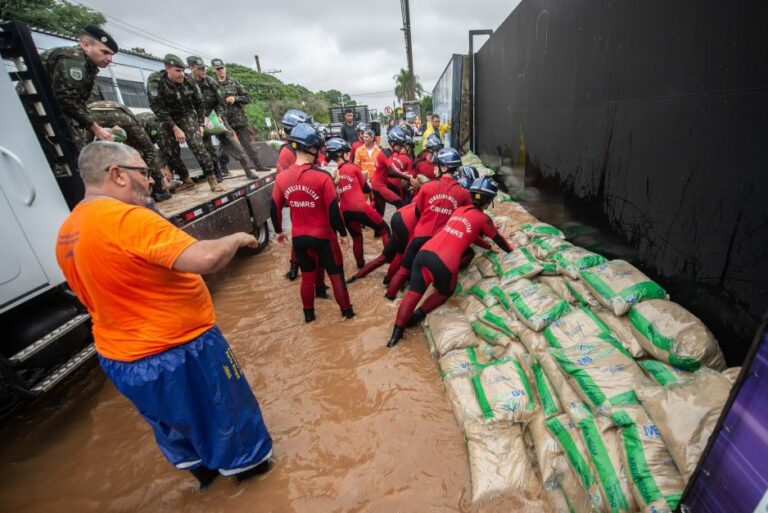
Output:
(99, 326), (272, 475)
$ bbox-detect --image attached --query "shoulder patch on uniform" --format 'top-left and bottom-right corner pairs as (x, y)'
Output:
(147, 82), (159, 97)
(68, 66), (84, 81)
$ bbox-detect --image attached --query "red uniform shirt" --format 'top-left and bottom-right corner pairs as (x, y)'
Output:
(411, 175), (471, 238)
(397, 202), (419, 234)
(271, 163), (343, 240)
(413, 156), (438, 180)
(373, 149), (411, 191)
(336, 162), (368, 212)
(276, 143), (296, 174)
(421, 205), (504, 274)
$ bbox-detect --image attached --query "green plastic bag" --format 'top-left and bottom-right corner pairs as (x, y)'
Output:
(204, 111), (228, 136)
(521, 222), (565, 239)
(496, 246), (543, 281)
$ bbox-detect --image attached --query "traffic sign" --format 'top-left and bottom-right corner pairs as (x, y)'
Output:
(384, 106), (393, 115)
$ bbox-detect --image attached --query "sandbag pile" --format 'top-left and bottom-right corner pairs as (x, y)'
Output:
(419, 195), (735, 512)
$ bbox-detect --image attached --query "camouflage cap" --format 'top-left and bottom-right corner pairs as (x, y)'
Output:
(163, 54), (185, 68)
(186, 55), (206, 69)
(211, 58), (225, 68)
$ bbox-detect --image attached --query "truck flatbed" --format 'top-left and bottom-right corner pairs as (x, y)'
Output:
(155, 168), (276, 248)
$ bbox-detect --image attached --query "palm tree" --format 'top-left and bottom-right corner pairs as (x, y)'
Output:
(393, 68), (424, 104)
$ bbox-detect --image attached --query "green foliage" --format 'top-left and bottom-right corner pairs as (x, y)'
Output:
(0, 0), (105, 37)
(129, 47), (158, 59)
(393, 67), (424, 103)
(420, 94), (433, 117)
(214, 63), (357, 137)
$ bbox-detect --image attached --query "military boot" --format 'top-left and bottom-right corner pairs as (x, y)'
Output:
(207, 176), (224, 192)
(175, 176), (196, 193)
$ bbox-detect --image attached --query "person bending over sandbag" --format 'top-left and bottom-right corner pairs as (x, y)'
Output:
(386, 177), (516, 347)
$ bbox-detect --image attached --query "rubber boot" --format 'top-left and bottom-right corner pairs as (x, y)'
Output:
(346, 275), (357, 284)
(304, 308), (316, 323)
(207, 175), (224, 192)
(234, 459), (271, 483)
(189, 465), (219, 489)
(315, 286), (330, 299)
(285, 262), (299, 281)
(386, 326), (405, 348)
(341, 308), (355, 319)
(406, 308), (426, 328)
(176, 176), (196, 192)
(244, 168), (258, 179)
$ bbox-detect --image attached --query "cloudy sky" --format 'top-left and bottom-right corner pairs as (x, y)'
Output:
(80, 0), (520, 113)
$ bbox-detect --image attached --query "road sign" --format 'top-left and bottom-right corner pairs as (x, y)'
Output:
(384, 106), (393, 115)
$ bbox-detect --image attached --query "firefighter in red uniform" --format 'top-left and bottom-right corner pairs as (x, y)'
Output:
(327, 137), (392, 268)
(347, 201), (418, 285)
(385, 147), (471, 300)
(386, 177), (515, 347)
(271, 123), (354, 323)
(277, 109), (312, 175)
(372, 126), (417, 216)
(412, 134), (443, 180)
(278, 109), (312, 281)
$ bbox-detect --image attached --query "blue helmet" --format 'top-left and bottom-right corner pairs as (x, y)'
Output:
(424, 134), (443, 151)
(457, 166), (480, 189)
(355, 122), (368, 132)
(436, 147), (461, 169)
(387, 126), (407, 146)
(287, 122), (323, 150)
(282, 109), (312, 132)
(325, 137), (351, 157)
(469, 176), (499, 201)
(404, 135), (415, 147)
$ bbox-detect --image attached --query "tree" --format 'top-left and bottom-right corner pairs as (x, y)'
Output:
(0, 0), (105, 37)
(420, 94), (433, 118)
(318, 89), (356, 107)
(129, 47), (158, 59)
(393, 68), (424, 104)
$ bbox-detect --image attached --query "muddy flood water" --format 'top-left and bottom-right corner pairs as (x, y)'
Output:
(0, 229), (545, 513)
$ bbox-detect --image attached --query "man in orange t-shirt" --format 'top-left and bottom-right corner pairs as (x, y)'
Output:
(56, 142), (272, 489)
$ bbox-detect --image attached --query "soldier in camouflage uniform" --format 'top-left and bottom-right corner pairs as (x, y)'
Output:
(186, 56), (257, 180)
(40, 26), (118, 154)
(147, 54), (222, 192)
(211, 59), (269, 171)
(87, 86), (172, 201)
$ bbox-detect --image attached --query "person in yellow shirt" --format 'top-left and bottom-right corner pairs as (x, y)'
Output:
(422, 113), (450, 140)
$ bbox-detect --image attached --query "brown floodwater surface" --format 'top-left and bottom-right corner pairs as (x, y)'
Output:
(0, 233), (541, 513)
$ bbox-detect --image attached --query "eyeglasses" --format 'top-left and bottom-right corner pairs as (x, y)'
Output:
(105, 164), (151, 180)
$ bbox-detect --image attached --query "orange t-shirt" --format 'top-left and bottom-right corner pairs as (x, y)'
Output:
(56, 198), (215, 362)
(353, 144), (380, 178)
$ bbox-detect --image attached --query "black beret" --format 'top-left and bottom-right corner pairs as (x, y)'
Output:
(82, 25), (118, 53)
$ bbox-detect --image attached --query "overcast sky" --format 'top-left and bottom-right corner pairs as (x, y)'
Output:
(80, 0), (520, 114)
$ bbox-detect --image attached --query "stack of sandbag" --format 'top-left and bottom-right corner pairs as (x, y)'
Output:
(417, 184), (734, 512)
(439, 346), (541, 504)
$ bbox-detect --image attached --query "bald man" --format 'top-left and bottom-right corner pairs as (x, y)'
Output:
(56, 142), (273, 488)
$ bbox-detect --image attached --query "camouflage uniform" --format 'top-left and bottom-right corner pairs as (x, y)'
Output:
(87, 100), (167, 193)
(146, 70), (215, 179)
(215, 76), (265, 169)
(40, 45), (99, 153)
(194, 74), (253, 175)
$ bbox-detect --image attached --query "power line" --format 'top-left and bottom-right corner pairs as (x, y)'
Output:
(73, 0), (215, 59)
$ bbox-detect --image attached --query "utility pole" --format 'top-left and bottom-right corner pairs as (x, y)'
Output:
(401, 0), (415, 101)
(254, 54), (261, 72)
